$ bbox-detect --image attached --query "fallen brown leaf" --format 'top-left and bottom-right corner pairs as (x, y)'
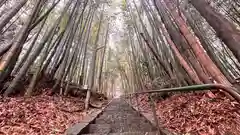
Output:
(132, 92), (240, 135)
(0, 94), (92, 135)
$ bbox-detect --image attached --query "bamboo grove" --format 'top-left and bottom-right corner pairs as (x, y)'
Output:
(0, 0), (240, 109)
(0, 0), (112, 109)
(118, 0), (240, 94)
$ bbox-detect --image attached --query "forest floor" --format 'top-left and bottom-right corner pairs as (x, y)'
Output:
(1, 89), (240, 135)
(133, 92), (240, 135)
(0, 88), (105, 135)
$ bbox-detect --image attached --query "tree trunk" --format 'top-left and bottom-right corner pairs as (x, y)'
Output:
(162, 0), (231, 85)
(128, 0), (174, 78)
(0, 0), (8, 8)
(0, 0), (28, 32)
(51, 0), (82, 94)
(190, 0), (240, 63)
(3, 0), (71, 96)
(184, 11), (240, 88)
(0, 0), (41, 84)
(41, 32), (64, 75)
(12, 19), (46, 75)
(30, 0), (61, 30)
(98, 24), (109, 93)
(142, 0), (201, 85)
(25, 21), (62, 97)
(80, 9), (95, 86)
(85, 6), (104, 110)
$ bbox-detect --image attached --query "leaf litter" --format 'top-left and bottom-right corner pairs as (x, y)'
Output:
(0, 92), (92, 135)
(132, 92), (240, 135)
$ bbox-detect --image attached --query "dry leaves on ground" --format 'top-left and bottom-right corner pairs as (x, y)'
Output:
(0, 93), (89, 135)
(132, 92), (240, 135)
(132, 94), (151, 112)
(156, 92), (240, 135)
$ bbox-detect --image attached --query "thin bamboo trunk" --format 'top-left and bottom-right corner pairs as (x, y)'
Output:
(0, 0), (42, 84)
(12, 20), (46, 75)
(98, 23), (109, 92)
(0, 0), (28, 31)
(162, 0), (231, 85)
(190, 0), (240, 63)
(85, 5), (104, 110)
(0, 0), (8, 8)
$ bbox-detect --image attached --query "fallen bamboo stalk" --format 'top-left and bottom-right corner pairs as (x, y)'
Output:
(127, 84), (240, 103)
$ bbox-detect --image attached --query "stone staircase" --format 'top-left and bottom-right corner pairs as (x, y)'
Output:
(80, 98), (159, 135)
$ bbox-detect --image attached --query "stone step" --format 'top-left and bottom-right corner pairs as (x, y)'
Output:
(104, 107), (134, 111)
(107, 106), (130, 109)
(94, 117), (148, 124)
(88, 121), (156, 133)
(97, 112), (141, 119)
(106, 104), (131, 106)
(109, 122), (157, 133)
(87, 124), (111, 134)
(107, 104), (131, 106)
(97, 114), (140, 118)
(82, 131), (159, 135)
(101, 108), (139, 113)
(85, 122), (157, 133)
(104, 104), (132, 108)
(80, 99), (159, 135)
(96, 112), (142, 117)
